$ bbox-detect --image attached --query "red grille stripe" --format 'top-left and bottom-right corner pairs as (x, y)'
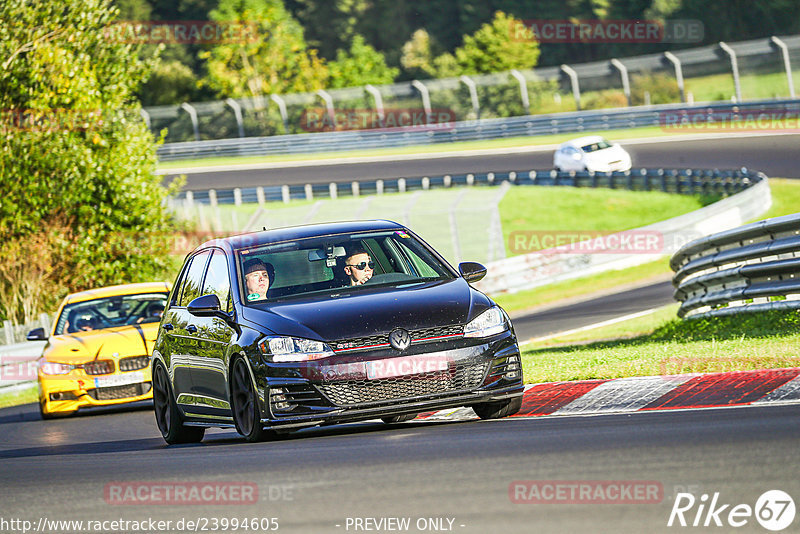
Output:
(332, 343), (391, 353)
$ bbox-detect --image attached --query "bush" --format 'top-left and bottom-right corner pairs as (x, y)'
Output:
(631, 72), (681, 106)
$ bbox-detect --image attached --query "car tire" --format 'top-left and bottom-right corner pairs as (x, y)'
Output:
(473, 397), (522, 420)
(230, 357), (277, 443)
(381, 414), (417, 424)
(153, 361), (205, 444)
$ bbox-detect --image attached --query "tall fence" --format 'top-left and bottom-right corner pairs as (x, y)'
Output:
(146, 34), (800, 145)
(176, 184), (511, 267)
(671, 212), (800, 319)
(156, 98), (800, 161)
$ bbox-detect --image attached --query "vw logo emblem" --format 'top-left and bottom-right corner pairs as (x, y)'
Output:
(389, 328), (411, 351)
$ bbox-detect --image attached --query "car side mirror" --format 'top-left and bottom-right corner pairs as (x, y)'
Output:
(458, 262), (487, 283)
(26, 327), (47, 341)
(187, 294), (222, 317)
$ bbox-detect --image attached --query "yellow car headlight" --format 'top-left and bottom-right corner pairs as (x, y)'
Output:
(39, 361), (73, 375)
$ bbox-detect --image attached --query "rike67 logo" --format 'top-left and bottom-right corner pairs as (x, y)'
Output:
(668, 490), (796, 531)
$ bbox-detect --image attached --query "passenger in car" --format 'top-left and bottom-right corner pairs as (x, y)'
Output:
(344, 248), (374, 286)
(244, 258), (275, 301)
(137, 302), (165, 324)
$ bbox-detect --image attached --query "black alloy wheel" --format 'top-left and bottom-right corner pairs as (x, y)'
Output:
(230, 357), (275, 442)
(153, 361), (205, 444)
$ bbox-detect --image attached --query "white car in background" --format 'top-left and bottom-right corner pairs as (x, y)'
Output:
(553, 136), (632, 172)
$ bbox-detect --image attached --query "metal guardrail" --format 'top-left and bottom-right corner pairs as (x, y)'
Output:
(156, 98), (800, 161)
(177, 167), (761, 206)
(671, 213), (800, 318)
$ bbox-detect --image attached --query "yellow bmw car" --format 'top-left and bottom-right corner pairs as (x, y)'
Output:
(31, 282), (170, 419)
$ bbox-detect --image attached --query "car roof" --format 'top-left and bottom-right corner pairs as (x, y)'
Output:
(63, 282), (172, 305)
(561, 135), (609, 148)
(202, 220), (407, 251)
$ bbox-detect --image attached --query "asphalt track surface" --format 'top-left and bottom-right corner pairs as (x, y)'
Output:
(511, 279), (675, 342)
(1, 401), (799, 533)
(169, 134), (800, 190)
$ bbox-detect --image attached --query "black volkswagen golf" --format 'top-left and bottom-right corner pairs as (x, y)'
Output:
(152, 220), (523, 443)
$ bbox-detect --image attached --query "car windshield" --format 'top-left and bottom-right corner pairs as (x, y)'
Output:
(54, 292), (169, 335)
(237, 229), (455, 303)
(580, 139), (612, 152)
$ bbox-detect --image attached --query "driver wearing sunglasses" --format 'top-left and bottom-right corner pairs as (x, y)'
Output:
(344, 248), (374, 286)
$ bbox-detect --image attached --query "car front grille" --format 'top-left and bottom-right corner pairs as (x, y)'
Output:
(316, 359), (488, 406)
(119, 356), (150, 372)
(88, 381), (152, 401)
(332, 325), (464, 352)
(83, 360), (114, 375)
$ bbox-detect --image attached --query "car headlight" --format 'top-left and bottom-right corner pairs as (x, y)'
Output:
(39, 361), (73, 375)
(258, 336), (335, 362)
(463, 307), (508, 338)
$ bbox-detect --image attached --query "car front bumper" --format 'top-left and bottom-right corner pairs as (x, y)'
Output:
(38, 369), (153, 415)
(256, 333), (524, 430)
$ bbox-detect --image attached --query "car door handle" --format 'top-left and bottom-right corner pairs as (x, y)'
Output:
(186, 324), (198, 334)
(163, 323), (174, 331)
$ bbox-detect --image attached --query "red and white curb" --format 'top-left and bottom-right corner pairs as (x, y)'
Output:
(415, 368), (800, 422)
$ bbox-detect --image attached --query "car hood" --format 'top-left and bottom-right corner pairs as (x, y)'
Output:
(583, 145), (628, 163)
(42, 323), (159, 363)
(240, 278), (492, 341)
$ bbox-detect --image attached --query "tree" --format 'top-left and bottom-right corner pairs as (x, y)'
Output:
(400, 29), (438, 78)
(0, 0), (179, 323)
(327, 35), (398, 88)
(287, 0), (368, 61)
(452, 11), (540, 74)
(201, 0), (328, 99)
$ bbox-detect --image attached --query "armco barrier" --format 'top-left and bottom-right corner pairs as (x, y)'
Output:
(156, 98), (800, 161)
(472, 171), (772, 295)
(177, 167), (760, 205)
(671, 212), (800, 319)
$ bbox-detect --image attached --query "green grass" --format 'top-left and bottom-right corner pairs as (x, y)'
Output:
(0, 385), (36, 409)
(521, 308), (800, 383)
(763, 178), (800, 219)
(499, 186), (712, 255)
(685, 69), (800, 103)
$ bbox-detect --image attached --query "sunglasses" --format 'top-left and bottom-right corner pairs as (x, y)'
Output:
(347, 261), (375, 270)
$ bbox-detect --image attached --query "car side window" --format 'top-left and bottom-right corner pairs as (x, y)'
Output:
(202, 249), (232, 313)
(179, 251), (211, 307)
